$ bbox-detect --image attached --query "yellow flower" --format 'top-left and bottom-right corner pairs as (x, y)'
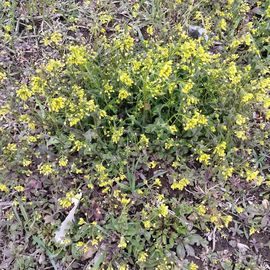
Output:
(69, 116), (81, 127)
(139, 134), (149, 147)
(121, 197), (131, 205)
(210, 214), (219, 224)
(119, 264), (128, 270)
(235, 114), (246, 125)
(143, 220), (151, 229)
(59, 197), (72, 208)
(50, 32), (62, 45)
(0, 184), (9, 193)
(197, 205), (206, 216)
(184, 111), (208, 130)
(213, 142), (226, 157)
(123, 35), (134, 51)
(159, 61), (172, 79)
(197, 152), (210, 165)
(49, 97), (66, 112)
(76, 241), (85, 247)
(222, 215), (232, 227)
(112, 127), (124, 143)
(146, 26), (154, 36)
(154, 178), (162, 187)
(92, 239), (99, 246)
(168, 125), (177, 134)
(3, 1), (11, 8)
(236, 206), (244, 214)
(14, 185), (25, 192)
(45, 59), (64, 72)
(5, 143), (17, 153)
(17, 85), (32, 101)
(132, 60), (141, 71)
(171, 178), (190, 190)
(22, 159), (32, 167)
(242, 93), (253, 103)
(182, 81), (193, 94)
(95, 163), (106, 173)
(165, 140), (174, 149)
(30, 76), (46, 94)
(118, 88), (131, 100)
(39, 163), (54, 176)
(0, 71), (7, 81)
(246, 169), (259, 182)
(99, 110), (107, 118)
(146, 25), (154, 36)
(158, 203), (169, 217)
(138, 252), (148, 263)
(119, 71), (133, 86)
(0, 104), (10, 116)
(148, 161), (157, 168)
(86, 99), (96, 113)
(104, 82), (114, 95)
(28, 136), (37, 143)
(235, 130), (247, 140)
(118, 236), (127, 249)
(67, 45), (87, 65)
(221, 167), (234, 179)
(219, 18), (227, 31)
(189, 262), (199, 270)
(249, 226), (256, 236)
(59, 157), (68, 167)
(78, 218), (86, 225)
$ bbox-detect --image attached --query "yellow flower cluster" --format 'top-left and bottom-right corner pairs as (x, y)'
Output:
(138, 252), (148, 263)
(235, 114), (246, 125)
(214, 142), (227, 157)
(171, 178), (190, 190)
(0, 184), (9, 193)
(49, 97), (66, 112)
(158, 203), (169, 217)
(246, 169), (259, 182)
(59, 157), (68, 167)
(0, 71), (7, 81)
(115, 34), (134, 52)
(119, 71), (133, 86)
(221, 166), (234, 179)
(45, 59), (64, 72)
(118, 88), (131, 100)
(196, 205), (206, 216)
(182, 81), (194, 94)
(4, 143), (17, 153)
(39, 163), (54, 176)
(159, 61), (172, 79)
(139, 134), (149, 147)
(118, 236), (127, 249)
(17, 85), (32, 101)
(67, 85), (96, 126)
(112, 127), (124, 143)
(67, 45), (87, 65)
(184, 111), (208, 130)
(197, 152), (210, 165)
(43, 32), (62, 46)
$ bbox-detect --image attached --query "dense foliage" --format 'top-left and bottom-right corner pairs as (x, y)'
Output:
(0, 0), (270, 269)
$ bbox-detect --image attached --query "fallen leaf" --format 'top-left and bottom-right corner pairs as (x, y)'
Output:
(82, 243), (98, 261)
(55, 193), (82, 244)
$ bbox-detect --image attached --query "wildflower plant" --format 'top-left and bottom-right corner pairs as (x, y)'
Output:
(1, 0), (270, 269)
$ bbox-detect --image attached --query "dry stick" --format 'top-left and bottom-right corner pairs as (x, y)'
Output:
(212, 226), (217, 252)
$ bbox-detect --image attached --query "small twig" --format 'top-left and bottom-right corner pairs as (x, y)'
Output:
(0, 201), (12, 207)
(212, 226), (217, 252)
